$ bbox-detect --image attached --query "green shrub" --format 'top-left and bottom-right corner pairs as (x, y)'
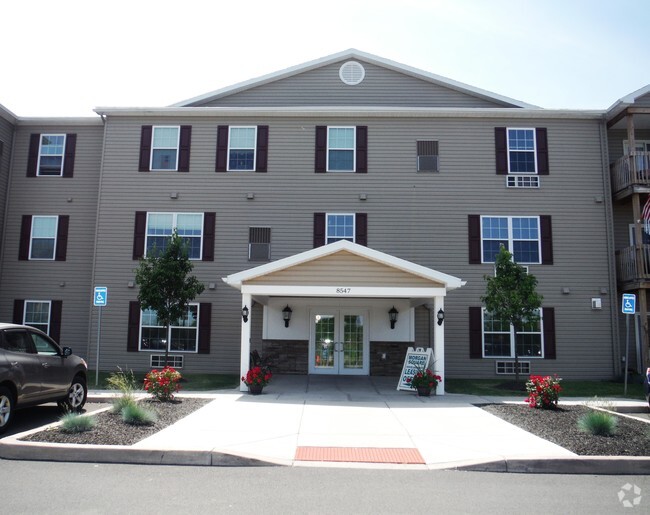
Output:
(59, 412), (96, 433)
(121, 403), (158, 426)
(577, 410), (618, 436)
(111, 394), (137, 414)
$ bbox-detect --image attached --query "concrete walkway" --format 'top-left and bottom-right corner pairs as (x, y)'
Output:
(1, 375), (649, 473)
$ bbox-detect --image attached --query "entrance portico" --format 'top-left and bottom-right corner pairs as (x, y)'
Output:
(223, 240), (465, 393)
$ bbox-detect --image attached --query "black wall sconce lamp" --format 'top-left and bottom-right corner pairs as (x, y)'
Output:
(241, 305), (249, 323)
(437, 308), (445, 326)
(388, 306), (398, 329)
(282, 305), (293, 328)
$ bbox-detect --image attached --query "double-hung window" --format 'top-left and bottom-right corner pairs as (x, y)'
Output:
(151, 127), (180, 171)
(38, 135), (66, 176)
(495, 127), (548, 176)
(140, 304), (199, 352)
(326, 213), (355, 243)
(507, 129), (536, 173)
(30, 216), (58, 260)
(483, 308), (543, 358)
(146, 213), (203, 259)
(23, 301), (51, 334)
(481, 216), (540, 264)
(328, 127), (355, 171)
(228, 127), (257, 171)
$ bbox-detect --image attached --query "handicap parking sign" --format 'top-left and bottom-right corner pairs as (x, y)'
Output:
(622, 293), (636, 314)
(94, 286), (108, 307)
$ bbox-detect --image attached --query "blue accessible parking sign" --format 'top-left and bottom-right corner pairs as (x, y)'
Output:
(94, 286), (108, 307)
(622, 293), (636, 314)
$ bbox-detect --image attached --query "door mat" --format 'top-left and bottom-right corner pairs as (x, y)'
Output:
(295, 446), (425, 464)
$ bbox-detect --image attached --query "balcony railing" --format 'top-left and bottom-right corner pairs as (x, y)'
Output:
(611, 152), (650, 193)
(616, 245), (650, 283)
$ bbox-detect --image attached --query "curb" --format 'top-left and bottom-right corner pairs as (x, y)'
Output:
(454, 456), (650, 475)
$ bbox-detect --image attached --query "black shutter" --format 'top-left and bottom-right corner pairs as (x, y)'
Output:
(540, 215), (553, 265)
(215, 125), (228, 172)
(133, 211), (147, 259)
(50, 300), (63, 342)
(55, 215), (69, 261)
(202, 212), (215, 261)
(356, 126), (367, 173)
(542, 307), (556, 359)
(62, 134), (76, 177)
(19, 215), (32, 260)
(314, 213), (325, 247)
(178, 125), (192, 172)
(127, 301), (141, 352)
(27, 134), (40, 177)
(198, 303), (211, 354)
(13, 300), (24, 324)
(256, 125), (269, 173)
(536, 128), (549, 175)
(495, 127), (508, 175)
(355, 213), (368, 246)
(139, 126), (152, 172)
(468, 215), (481, 264)
(315, 126), (327, 173)
(469, 307), (483, 359)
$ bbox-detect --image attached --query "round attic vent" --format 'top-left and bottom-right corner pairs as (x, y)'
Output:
(339, 61), (365, 85)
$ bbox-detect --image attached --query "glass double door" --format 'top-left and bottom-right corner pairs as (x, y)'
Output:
(309, 309), (369, 375)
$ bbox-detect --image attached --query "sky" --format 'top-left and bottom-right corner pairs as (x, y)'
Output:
(2, 0), (650, 117)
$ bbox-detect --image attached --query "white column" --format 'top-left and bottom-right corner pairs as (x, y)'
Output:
(433, 296), (445, 395)
(240, 293), (252, 392)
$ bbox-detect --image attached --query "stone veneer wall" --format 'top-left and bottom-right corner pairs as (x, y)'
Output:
(370, 342), (415, 376)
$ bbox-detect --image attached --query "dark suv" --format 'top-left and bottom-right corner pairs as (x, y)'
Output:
(0, 323), (88, 434)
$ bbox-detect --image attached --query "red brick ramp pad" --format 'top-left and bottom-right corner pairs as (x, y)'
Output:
(295, 447), (425, 464)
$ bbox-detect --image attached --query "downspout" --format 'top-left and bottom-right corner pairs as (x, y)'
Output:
(599, 119), (621, 377)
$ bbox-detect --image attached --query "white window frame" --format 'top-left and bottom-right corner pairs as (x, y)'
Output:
(480, 215), (541, 264)
(482, 307), (544, 359)
(29, 215), (58, 260)
(326, 213), (356, 244)
(623, 140), (650, 154)
(145, 212), (203, 260)
(507, 128), (537, 174)
(327, 126), (356, 172)
(150, 126), (180, 171)
(227, 126), (257, 171)
(37, 134), (66, 176)
(23, 300), (51, 335)
(139, 303), (199, 353)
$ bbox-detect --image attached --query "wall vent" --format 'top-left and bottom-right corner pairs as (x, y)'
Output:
(339, 61), (365, 85)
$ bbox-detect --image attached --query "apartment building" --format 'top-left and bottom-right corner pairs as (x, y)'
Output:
(1, 50), (646, 388)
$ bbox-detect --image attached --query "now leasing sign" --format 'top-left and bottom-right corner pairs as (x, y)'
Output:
(397, 347), (434, 391)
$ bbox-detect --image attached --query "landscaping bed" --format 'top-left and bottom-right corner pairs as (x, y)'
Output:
(482, 403), (650, 456)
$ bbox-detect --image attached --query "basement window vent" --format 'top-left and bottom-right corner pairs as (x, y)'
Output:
(496, 361), (530, 375)
(151, 355), (184, 369)
(339, 61), (365, 85)
(507, 175), (540, 188)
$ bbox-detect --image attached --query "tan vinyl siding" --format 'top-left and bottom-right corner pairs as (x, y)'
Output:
(248, 252), (444, 287)
(194, 61), (510, 109)
(85, 113), (614, 378)
(0, 122), (103, 354)
(0, 116), (15, 255)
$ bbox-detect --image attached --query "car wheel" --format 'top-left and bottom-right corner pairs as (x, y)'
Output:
(0, 386), (14, 434)
(58, 376), (87, 412)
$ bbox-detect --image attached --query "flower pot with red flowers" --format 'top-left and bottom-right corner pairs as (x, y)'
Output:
(242, 366), (272, 395)
(408, 366), (441, 397)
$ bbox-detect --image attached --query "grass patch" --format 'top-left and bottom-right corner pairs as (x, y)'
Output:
(577, 410), (618, 436)
(59, 412), (96, 433)
(445, 378), (645, 399)
(121, 403), (158, 426)
(89, 370), (239, 391)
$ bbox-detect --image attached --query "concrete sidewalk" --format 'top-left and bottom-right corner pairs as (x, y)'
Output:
(1, 375), (649, 473)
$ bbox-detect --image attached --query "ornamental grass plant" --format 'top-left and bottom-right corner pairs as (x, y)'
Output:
(121, 403), (158, 426)
(59, 412), (96, 433)
(577, 410), (618, 436)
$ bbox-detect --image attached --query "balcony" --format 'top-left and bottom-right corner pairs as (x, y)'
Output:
(616, 245), (650, 289)
(611, 152), (650, 200)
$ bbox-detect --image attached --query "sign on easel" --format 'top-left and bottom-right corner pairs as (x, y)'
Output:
(397, 347), (434, 391)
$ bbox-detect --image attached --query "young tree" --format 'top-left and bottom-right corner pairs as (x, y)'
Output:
(135, 230), (205, 366)
(482, 246), (543, 383)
